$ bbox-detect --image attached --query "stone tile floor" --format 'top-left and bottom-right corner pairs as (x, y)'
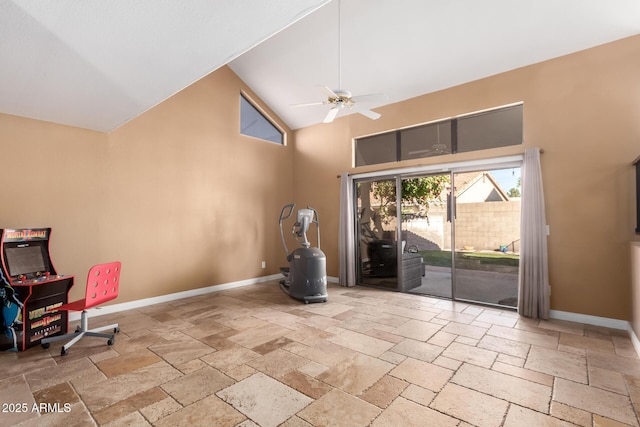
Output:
(1, 281), (640, 426)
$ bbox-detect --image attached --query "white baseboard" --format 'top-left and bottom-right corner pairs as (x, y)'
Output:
(70, 273), (283, 321)
(549, 309), (629, 330)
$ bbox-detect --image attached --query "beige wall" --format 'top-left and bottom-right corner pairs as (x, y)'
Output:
(293, 35), (640, 321)
(0, 66), (294, 303)
(1, 35), (639, 322)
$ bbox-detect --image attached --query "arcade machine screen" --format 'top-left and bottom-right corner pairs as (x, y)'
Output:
(5, 244), (48, 278)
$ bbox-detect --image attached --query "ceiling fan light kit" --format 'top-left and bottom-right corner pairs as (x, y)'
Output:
(292, 0), (386, 124)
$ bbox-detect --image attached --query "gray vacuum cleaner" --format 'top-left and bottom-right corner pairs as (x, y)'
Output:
(278, 204), (328, 304)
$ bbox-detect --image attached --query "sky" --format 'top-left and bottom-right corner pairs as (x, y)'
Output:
(490, 167), (521, 192)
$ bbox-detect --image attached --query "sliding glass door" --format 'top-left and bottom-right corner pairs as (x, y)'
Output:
(356, 178), (399, 290)
(452, 168), (521, 307)
(354, 164), (521, 308)
(400, 174), (452, 298)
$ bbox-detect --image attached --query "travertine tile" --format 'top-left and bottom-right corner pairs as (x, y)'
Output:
(588, 350), (640, 377)
(589, 366), (627, 395)
(161, 366), (234, 405)
(537, 318), (584, 335)
(560, 332), (615, 354)
(155, 394), (245, 427)
(76, 361), (182, 411)
(392, 319), (442, 341)
(360, 374), (409, 408)
(92, 386), (167, 425)
(430, 383), (509, 427)
(217, 372), (312, 427)
(488, 324), (558, 348)
(317, 352), (393, 395)
(452, 363), (551, 412)
(11, 282), (640, 427)
(371, 396), (459, 427)
(441, 342), (497, 368)
(441, 321), (488, 339)
(280, 370), (333, 399)
(297, 388), (381, 427)
(401, 384), (436, 405)
(492, 361), (554, 386)
(0, 375), (42, 425)
(14, 402), (96, 427)
(495, 353), (525, 367)
(475, 312), (518, 327)
(328, 329), (395, 357)
(227, 323), (293, 348)
(613, 336), (639, 358)
(148, 336), (215, 366)
(504, 404), (576, 427)
(428, 331), (457, 347)
(525, 346), (588, 383)
(139, 396), (183, 423)
(390, 338), (444, 362)
(550, 401), (592, 427)
(554, 378), (638, 426)
(200, 345), (261, 372)
(247, 348), (310, 378)
(593, 415), (636, 426)
(389, 357), (453, 392)
(95, 349), (162, 378)
(477, 334), (530, 358)
(286, 340), (356, 367)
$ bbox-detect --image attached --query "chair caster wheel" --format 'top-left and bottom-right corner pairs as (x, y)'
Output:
(61, 347), (67, 356)
(41, 342), (50, 349)
(114, 327), (120, 333)
(107, 339), (114, 346)
(74, 326), (81, 333)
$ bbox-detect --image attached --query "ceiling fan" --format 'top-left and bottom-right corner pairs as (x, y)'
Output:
(291, 0), (386, 124)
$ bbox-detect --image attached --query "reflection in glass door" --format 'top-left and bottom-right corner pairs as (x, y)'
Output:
(452, 168), (521, 307)
(356, 179), (399, 289)
(400, 174), (452, 298)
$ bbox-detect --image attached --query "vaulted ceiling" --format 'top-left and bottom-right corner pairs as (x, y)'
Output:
(2, 0), (640, 132)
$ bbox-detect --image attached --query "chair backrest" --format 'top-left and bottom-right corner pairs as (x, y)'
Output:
(84, 261), (121, 309)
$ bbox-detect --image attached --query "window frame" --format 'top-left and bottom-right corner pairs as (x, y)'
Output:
(239, 92), (285, 145)
(354, 103), (523, 167)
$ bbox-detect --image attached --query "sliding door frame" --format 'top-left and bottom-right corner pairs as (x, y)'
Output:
(351, 155), (523, 300)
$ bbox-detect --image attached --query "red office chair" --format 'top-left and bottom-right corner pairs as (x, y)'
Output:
(42, 261), (121, 356)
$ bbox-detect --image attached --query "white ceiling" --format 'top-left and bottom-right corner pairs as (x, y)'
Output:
(2, 1), (640, 133)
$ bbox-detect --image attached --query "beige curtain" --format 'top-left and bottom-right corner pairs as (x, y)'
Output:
(338, 173), (356, 286)
(518, 148), (550, 319)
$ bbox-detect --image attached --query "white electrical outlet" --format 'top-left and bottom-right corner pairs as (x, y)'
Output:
(261, 261), (266, 269)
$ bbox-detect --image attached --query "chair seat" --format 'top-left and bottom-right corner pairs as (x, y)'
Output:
(55, 298), (90, 312)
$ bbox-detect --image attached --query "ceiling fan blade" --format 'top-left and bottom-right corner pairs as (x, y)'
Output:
(323, 107), (339, 123)
(355, 108), (381, 120)
(290, 101), (326, 108)
(319, 86), (339, 98)
(352, 93), (387, 104)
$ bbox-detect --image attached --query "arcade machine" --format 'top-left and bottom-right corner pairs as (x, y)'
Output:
(0, 228), (73, 351)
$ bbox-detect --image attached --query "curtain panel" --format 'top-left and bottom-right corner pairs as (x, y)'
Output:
(339, 173), (356, 286)
(518, 148), (550, 319)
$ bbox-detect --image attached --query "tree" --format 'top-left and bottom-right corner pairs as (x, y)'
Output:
(370, 176), (450, 222)
(507, 177), (521, 198)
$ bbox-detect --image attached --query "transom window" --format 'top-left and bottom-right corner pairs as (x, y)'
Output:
(240, 94), (284, 145)
(354, 104), (523, 167)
